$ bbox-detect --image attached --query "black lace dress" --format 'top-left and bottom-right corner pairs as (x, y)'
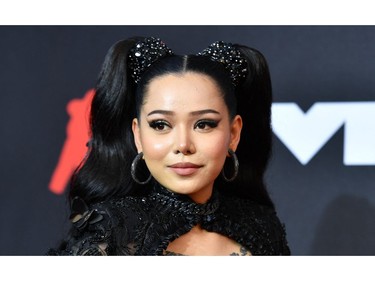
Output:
(48, 184), (290, 255)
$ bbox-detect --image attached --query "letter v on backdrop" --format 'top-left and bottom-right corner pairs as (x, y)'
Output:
(271, 102), (375, 165)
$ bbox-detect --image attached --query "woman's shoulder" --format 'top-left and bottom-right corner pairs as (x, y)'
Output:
(94, 194), (151, 218)
(221, 195), (286, 233)
(218, 194), (291, 255)
(72, 195), (150, 228)
(47, 195), (151, 256)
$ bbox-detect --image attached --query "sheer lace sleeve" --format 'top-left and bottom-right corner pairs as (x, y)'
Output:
(47, 196), (151, 256)
(47, 197), (113, 256)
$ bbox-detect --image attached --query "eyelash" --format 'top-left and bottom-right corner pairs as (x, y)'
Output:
(148, 119), (219, 132)
(194, 119), (219, 130)
(149, 120), (171, 131)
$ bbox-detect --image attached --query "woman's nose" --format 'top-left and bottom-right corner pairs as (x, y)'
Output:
(173, 128), (196, 155)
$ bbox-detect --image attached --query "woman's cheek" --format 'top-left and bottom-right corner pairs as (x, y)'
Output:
(205, 135), (229, 157)
(143, 138), (170, 160)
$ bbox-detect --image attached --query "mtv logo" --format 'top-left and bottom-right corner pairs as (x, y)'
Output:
(272, 102), (375, 165)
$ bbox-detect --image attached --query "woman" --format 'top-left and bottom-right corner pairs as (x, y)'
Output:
(48, 36), (290, 255)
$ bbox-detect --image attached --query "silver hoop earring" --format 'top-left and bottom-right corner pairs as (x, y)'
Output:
(131, 152), (152, 185)
(221, 149), (239, 182)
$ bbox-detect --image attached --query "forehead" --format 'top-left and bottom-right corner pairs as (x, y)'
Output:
(142, 72), (227, 112)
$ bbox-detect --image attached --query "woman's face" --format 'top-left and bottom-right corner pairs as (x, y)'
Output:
(132, 72), (242, 203)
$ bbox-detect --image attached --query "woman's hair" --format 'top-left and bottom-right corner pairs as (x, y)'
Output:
(68, 36), (275, 208)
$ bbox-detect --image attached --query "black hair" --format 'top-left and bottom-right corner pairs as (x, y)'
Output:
(68, 36), (275, 208)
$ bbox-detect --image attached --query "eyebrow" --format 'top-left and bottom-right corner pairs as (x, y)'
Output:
(147, 109), (221, 117)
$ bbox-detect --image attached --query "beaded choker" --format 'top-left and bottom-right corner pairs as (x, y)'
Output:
(150, 184), (220, 217)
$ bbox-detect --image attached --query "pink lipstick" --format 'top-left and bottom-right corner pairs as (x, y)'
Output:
(168, 162), (202, 176)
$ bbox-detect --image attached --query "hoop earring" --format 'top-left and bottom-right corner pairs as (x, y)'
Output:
(131, 152), (152, 185)
(221, 149), (239, 182)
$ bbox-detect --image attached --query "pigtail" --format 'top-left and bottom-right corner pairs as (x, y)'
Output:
(232, 45), (274, 208)
(69, 37), (144, 203)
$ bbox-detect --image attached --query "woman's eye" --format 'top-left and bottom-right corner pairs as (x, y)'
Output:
(149, 120), (170, 131)
(194, 120), (218, 130)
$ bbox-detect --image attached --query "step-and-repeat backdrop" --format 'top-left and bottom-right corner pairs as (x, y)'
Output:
(1, 26), (374, 255)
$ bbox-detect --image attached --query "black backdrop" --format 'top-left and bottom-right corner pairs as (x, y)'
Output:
(1, 26), (374, 255)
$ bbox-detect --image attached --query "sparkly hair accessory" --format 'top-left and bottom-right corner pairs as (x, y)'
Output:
(128, 37), (173, 83)
(198, 41), (248, 87)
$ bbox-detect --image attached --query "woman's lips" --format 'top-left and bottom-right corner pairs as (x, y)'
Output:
(168, 162), (202, 176)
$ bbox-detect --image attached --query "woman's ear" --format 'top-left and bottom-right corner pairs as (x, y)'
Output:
(229, 115), (243, 152)
(132, 118), (143, 153)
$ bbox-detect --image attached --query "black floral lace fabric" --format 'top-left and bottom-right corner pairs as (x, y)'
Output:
(48, 184), (290, 256)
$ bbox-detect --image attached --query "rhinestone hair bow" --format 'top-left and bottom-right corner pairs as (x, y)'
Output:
(128, 38), (248, 87)
(198, 41), (248, 87)
(128, 37), (173, 83)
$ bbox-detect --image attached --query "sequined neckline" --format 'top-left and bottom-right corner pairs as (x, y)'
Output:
(150, 184), (220, 216)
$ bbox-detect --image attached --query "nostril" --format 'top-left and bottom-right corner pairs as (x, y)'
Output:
(175, 147), (193, 155)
